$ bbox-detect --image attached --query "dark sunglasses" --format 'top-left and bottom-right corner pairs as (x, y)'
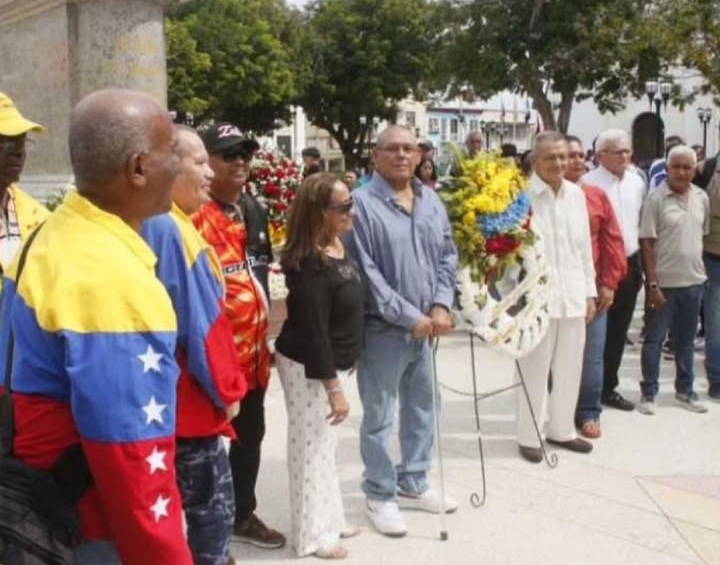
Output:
(217, 149), (247, 163)
(327, 197), (353, 214)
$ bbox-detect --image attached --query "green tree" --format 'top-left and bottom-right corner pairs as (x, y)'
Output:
(167, 0), (300, 133)
(296, 0), (437, 167)
(166, 19), (212, 116)
(436, 0), (664, 132)
(650, 0), (720, 100)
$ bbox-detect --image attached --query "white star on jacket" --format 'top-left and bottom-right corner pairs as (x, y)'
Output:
(142, 396), (167, 425)
(145, 446), (168, 474)
(137, 345), (163, 373)
(150, 494), (171, 522)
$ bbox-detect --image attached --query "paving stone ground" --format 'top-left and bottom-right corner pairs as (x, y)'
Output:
(233, 306), (720, 565)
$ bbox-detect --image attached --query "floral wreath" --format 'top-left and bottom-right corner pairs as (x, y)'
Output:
(442, 151), (551, 358)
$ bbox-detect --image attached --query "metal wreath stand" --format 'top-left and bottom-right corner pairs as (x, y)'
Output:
(429, 333), (557, 524)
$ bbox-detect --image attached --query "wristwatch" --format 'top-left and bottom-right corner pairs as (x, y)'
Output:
(648, 281), (659, 291)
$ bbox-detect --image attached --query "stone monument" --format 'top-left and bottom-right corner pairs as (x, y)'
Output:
(0, 0), (179, 197)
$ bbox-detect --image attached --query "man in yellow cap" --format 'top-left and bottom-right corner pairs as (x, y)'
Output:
(0, 92), (49, 272)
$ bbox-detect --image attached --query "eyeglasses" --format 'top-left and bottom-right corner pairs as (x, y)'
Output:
(378, 144), (420, 155)
(0, 135), (32, 154)
(602, 148), (631, 157)
(327, 197), (353, 214)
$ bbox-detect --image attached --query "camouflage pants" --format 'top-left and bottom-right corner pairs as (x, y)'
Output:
(176, 436), (235, 565)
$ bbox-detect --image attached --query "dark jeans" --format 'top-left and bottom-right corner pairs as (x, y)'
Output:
(603, 253), (642, 396)
(641, 284), (704, 399)
(176, 436), (235, 565)
(229, 387), (266, 523)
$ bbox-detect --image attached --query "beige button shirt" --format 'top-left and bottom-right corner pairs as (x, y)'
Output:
(581, 165), (646, 257)
(529, 174), (597, 319)
(639, 183), (709, 288)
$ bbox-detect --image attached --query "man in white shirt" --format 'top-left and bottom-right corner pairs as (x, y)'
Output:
(516, 132), (596, 463)
(581, 130), (646, 412)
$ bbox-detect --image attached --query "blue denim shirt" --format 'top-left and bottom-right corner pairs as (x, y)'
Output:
(347, 172), (458, 330)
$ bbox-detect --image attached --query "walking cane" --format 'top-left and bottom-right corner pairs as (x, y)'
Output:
(429, 336), (449, 541)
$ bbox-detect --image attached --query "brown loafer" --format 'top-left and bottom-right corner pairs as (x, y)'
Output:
(547, 437), (593, 453)
(518, 445), (543, 463)
(233, 513), (286, 549)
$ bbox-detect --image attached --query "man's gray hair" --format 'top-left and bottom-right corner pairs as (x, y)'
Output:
(174, 124), (201, 159)
(532, 131), (566, 157)
(375, 124), (414, 149)
(667, 144), (698, 167)
(596, 129), (631, 151)
(69, 102), (151, 187)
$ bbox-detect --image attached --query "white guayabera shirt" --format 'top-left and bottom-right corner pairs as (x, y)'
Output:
(581, 165), (646, 258)
(529, 174), (597, 319)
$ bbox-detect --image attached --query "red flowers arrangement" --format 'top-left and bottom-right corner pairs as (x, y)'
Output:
(244, 150), (302, 246)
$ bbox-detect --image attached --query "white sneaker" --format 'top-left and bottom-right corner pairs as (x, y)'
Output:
(365, 499), (407, 537)
(397, 488), (459, 514)
(676, 392), (708, 413)
(637, 397), (656, 415)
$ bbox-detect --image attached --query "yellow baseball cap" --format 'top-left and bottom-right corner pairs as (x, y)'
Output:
(0, 92), (45, 136)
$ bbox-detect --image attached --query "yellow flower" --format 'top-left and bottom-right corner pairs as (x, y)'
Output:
(462, 210), (476, 226)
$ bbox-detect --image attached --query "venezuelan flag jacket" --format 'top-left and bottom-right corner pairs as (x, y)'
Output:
(0, 192), (192, 564)
(193, 200), (271, 390)
(141, 204), (247, 438)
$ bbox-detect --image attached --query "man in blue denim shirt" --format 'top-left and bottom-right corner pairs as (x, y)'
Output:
(348, 125), (458, 537)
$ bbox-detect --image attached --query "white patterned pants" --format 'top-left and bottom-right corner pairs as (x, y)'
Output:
(516, 317), (586, 448)
(276, 352), (348, 556)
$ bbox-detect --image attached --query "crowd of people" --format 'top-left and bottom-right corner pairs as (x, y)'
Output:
(0, 87), (716, 565)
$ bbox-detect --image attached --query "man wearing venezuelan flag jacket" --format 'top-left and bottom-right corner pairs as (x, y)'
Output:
(0, 90), (193, 564)
(142, 125), (247, 565)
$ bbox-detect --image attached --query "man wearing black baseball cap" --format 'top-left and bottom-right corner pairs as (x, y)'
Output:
(195, 122), (284, 550)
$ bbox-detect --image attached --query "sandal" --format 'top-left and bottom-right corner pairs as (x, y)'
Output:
(314, 545), (348, 559)
(579, 420), (602, 439)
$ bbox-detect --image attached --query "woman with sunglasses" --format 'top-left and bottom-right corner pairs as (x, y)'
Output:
(275, 172), (365, 560)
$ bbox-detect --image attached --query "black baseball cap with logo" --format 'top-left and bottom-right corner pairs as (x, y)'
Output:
(201, 122), (259, 160)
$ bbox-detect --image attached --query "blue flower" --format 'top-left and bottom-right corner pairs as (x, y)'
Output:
(477, 192), (531, 238)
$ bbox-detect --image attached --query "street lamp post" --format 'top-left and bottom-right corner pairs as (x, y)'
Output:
(697, 107), (713, 154)
(644, 78), (673, 158)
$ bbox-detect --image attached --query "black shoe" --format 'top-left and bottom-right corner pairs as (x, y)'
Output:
(602, 391), (635, 411)
(547, 437), (593, 454)
(518, 445), (543, 463)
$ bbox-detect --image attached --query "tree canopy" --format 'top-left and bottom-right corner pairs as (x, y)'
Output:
(435, 0), (663, 132)
(166, 0), (301, 133)
(295, 0), (437, 166)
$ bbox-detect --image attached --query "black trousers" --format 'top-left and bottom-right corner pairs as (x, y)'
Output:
(229, 387), (266, 523)
(603, 253), (643, 396)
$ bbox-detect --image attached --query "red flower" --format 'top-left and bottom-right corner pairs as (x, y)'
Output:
(486, 235), (520, 256)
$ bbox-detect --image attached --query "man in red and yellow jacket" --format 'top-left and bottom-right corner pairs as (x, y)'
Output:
(194, 123), (285, 549)
(142, 125), (247, 565)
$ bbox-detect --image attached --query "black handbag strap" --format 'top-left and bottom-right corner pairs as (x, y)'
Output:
(1, 223), (44, 458)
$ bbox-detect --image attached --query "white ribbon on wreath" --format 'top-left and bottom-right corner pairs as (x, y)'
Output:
(452, 228), (551, 359)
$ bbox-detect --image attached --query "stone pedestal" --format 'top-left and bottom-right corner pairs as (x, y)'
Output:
(0, 0), (178, 198)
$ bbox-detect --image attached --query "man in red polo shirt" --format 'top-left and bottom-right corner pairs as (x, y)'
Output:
(566, 135), (626, 438)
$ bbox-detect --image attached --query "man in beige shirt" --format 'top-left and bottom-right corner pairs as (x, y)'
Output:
(639, 145), (709, 415)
